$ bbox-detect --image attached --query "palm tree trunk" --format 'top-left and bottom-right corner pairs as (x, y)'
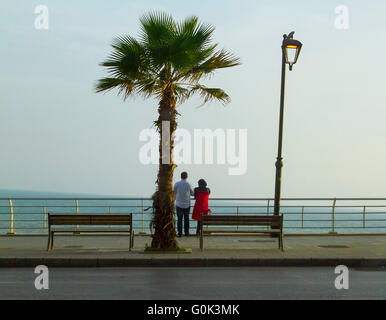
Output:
(151, 86), (178, 249)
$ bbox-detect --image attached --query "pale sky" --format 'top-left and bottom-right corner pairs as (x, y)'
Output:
(1, 0), (386, 197)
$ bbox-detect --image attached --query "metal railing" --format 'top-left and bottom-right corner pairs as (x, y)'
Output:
(1, 197), (386, 235)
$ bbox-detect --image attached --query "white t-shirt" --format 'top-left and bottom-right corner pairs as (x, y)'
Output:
(173, 180), (193, 209)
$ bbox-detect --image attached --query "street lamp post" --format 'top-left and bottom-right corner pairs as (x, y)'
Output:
(273, 32), (302, 220)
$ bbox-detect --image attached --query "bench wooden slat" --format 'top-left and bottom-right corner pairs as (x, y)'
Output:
(203, 229), (281, 234)
(203, 214), (280, 220)
(49, 218), (91, 225)
(47, 213), (134, 251)
(52, 227), (131, 232)
(202, 215), (280, 220)
(202, 221), (281, 226)
(200, 214), (284, 252)
(91, 216), (131, 225)
(49, 214), (132, 225)
(202, 217), (279, 220)
(202, 218), (280, 221)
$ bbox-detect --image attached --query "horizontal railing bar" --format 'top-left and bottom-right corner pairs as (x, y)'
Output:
(4, 220), (385, 224)
(1, 210), (385, 216)
(282, 226), (386, 229)
(1, 206), (386, 210)
(0, 213), (146, 216)
(1, 205), (386, 210)
(284, 212), (386, 215)
(0, 205), (148, 208)
(281, 227), (386, 229)
(3, 226), (385, 230)
(2, 202), (386, 206)
(210, 205), (386, 208)
(1, 210), (385, 214)
(1, 221), (384, 228)
(2, 197), (386, 201)
(283, 219), (386, 222)
(2, 205), (386, 209)
(2, 206), (386, 210)
(317, 218), (386, 221)
(0, 198), (153, 201)
(0, 219), (149, 222)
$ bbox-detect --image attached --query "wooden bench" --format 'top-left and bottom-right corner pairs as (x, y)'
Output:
(47, 214), (134, 251)
(199, 214), (284, 251)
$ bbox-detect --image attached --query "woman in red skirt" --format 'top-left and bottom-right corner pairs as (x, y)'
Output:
(192, 179), (211, 235)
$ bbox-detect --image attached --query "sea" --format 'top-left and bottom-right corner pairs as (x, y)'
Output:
(0, 189), (385, 234)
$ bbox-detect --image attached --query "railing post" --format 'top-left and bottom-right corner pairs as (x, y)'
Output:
(108, 206), (112, 228)
(8, 199), (15, 235)
(363, 206), (366, 229)
(75, 199), (80, 233)
(137, 199), (147, 235)
(43, 206), (47, 229)
(267, 200), (270, 215)
(329, 198), (337, 235)
(142, 199), (145, 233)
(236, 206), (239, 230)
(301, 206), (304, 229)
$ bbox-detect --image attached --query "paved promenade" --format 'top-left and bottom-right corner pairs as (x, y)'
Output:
(0, 234), (385, 267)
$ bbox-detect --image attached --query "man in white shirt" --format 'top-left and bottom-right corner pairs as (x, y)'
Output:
(173, 171), (194, 237)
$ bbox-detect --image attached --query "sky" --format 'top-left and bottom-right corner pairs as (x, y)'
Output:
(1, 0), (386, 197)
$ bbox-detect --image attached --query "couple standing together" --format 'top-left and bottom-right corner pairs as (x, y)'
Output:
(173, 172), (211, 237)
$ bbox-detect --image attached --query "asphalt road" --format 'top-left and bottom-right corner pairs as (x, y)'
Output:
(0, 267), (384, 300)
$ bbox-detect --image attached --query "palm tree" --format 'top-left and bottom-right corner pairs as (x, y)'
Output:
(95, 11), (240, 249)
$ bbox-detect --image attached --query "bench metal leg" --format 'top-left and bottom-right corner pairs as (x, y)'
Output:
(46, 233), (51, 251)
(200, 222), (203, 250)
(280, 233), (284, 252)
(130, 230), (134, 251)
(50, 231), (54, 250)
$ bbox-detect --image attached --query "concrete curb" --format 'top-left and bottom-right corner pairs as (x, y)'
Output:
(0, 258), (385, 268)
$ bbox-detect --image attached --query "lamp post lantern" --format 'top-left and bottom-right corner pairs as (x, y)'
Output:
(273, 32), (302, 220)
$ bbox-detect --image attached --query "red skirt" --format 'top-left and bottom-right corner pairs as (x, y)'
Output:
(192, 190), (210, 221)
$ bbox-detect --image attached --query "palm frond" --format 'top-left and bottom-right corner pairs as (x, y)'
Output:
(139, 11), (176, 45)
(139, 11), (176, 71)
(101, 35), (151, 79)
(170, 17), (216, 70)
(173, 84), (191, 103)
(95, 77), (136, 100)
(189, 84), (231, 105)
(135, 77), (162, 99)
(178, 49), (241, 83)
